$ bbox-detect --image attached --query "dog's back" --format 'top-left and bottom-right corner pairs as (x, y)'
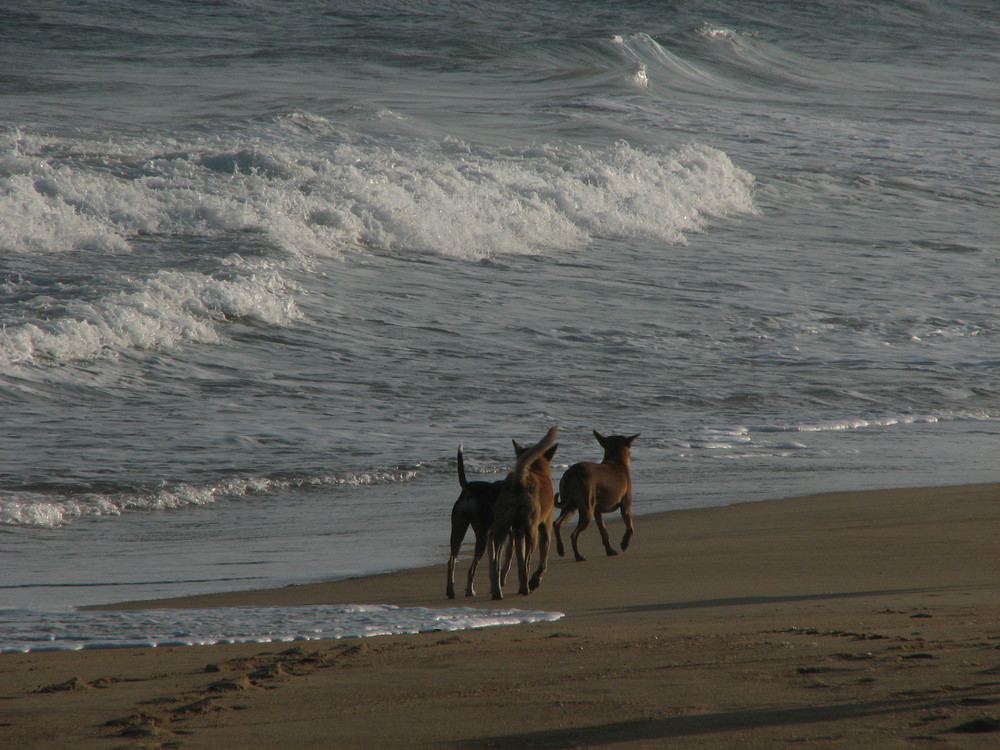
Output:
(451, 480), (501, 527)
(558, 435), (633, 510)
(454, 446), (504, 528)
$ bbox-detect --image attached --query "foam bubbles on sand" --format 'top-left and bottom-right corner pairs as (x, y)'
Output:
(0, 604), (564, 653)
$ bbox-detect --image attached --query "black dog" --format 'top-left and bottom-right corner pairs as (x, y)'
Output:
(446, 445), (511, 598)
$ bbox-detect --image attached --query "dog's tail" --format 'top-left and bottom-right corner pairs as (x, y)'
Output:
(509, 426), (558, 484)
(457, 444), (470, 490)
(553, 492), (561, 508)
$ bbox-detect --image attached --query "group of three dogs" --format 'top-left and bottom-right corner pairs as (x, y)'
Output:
(447, 427), (639, 601)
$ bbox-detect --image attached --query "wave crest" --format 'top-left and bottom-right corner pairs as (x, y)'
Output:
(0, 268), (301, 366)
(1, 127), (755, 366)
(0, 468), (419, 528)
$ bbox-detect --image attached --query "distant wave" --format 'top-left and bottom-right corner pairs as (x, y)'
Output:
(609, 32), (742, 96)
(605, 25), (932, 101)
(0, 468), (418, 528)
(677, 410), (1000, 457)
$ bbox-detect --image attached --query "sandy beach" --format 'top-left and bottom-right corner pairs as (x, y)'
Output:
(3, 482), (1000, 749)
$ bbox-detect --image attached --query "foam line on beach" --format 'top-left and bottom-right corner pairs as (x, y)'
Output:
(0, 604), (564, 653)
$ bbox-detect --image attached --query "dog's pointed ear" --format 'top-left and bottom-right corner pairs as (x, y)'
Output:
(544, 443), (558, 460)
(626, 433), (640, 444)
(593, 430), (607, 445)
(512, 439), (524, 456)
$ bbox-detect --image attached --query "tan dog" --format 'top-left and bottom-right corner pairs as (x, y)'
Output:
(446, 445), (512, 599)
(554, 430), (638, 561)
(488, 426), (558, 600)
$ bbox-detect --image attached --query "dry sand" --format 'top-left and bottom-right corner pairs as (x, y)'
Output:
(3, 482), (1000, 749)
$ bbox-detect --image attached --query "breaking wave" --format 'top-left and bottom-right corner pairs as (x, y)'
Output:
(0, 468), (419, 528)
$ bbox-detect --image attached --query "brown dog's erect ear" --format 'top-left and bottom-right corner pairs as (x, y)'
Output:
(512, 439), (524, 456)
(544, 443), (558, 461)
(627, 433), (640, 444)
(593, 430), (606, 443)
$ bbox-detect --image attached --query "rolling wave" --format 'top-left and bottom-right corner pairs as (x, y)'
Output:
(605, 27), (868, 100)
(0, 468), (419, 528)
(1, 125), (755, 367)
(0, 267), (300, 367)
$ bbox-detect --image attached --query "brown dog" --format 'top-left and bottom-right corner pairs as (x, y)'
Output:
(488, 427), (558, 600)
(446, 445), (512, 599)
(554, 430), (639, 562)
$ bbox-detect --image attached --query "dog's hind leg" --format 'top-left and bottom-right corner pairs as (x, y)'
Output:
(499, 536), (514, 587)
(529, 518), (552, 591)
(447, 556), (458, 600)
(620, 500), (635, 551)
(569, 508), (591, 562)
(488, 529), (508, 600)
(514, 533), (531, 595)
(447, 513), (472, 599)
(464, 531), (489, 597)
(553, 506), (576, 557)
(593, 511), (618, 557)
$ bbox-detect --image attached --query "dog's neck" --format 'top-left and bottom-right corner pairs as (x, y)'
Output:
(603, 450), (630, 468)
(529, 460), (553, 480)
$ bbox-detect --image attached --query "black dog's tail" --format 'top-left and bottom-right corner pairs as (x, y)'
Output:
(457, 444), (470, 490)
(553, 492), (561, 508)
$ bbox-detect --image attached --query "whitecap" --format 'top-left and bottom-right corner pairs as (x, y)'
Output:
(0, 268), (301, 367)
(0, 469), (419, 528)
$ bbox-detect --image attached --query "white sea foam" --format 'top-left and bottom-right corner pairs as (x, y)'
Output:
(0, 469), (419, 528)
(2, 130), (755, 261)
(272, 137), (755, 259)
(1, 129), (753, 366)
(1, 173), (132, 254)
(0, 604), (564, 653)
(694, 25), (744, 42)
(678, 412), (999, 459)
(0, 268), (301, 366)
(749, 414), (946, 434)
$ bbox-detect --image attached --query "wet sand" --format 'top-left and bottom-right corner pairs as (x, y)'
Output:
(3, 482), (1000, 749)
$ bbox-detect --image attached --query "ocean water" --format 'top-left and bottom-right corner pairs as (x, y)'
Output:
(1, 1), (998, 650)
(0, 604), (562, 653)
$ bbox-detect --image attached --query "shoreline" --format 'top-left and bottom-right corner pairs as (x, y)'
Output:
(4, 482), (1000, 748)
